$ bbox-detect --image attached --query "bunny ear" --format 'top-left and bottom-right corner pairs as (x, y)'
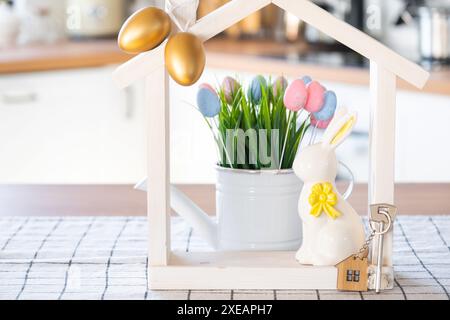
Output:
(322, 110), (357, 149)
(321, 107), (347, 144)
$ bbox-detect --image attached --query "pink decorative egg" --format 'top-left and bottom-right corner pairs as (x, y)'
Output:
(305, 81), (326, 113)
(283, 79), (307, 112)
(311, 114), (332, 129)
(222, 76), (240, 103)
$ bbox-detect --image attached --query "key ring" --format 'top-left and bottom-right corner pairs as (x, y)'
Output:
(368, 208), (392, 236)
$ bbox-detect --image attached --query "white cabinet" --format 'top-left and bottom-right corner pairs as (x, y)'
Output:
(0, 66), (146, 183)
(396, 92), (450, 182)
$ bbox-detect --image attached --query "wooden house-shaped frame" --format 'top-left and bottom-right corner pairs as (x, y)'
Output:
(113, 0), (429, 290)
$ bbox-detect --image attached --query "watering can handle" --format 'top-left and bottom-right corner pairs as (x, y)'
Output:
(338, 161), (354, 201)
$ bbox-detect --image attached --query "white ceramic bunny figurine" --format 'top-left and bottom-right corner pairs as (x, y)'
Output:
(293, 107), (365, 266)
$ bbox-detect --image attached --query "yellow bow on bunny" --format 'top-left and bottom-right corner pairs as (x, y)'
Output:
(308, 182), (341, 219)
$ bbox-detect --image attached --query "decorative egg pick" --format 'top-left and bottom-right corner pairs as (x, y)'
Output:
(305, 81), (326, 113)
(165, 32), (206, 86)
(118, 7), (172, 54)
(309, 89), (337, 144)
(222, 77), (240, 104)
(248, 75), (268, 104)
(279, 77), (308, 171)
(197, 85), (221, 118)
(284, 79), (307, 111)
(313, 91), (337, 121)
(272, 76), (288, 96)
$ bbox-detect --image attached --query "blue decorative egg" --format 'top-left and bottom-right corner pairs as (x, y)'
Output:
(302, 76), (313, 85)
(247, 75), (267, 104)
(197, 87), (221, 118)
(313, 91), (337, 121)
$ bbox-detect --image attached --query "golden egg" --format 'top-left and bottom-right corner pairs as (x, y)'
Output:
(165, 32), (206, 86)
(118, 7), (172, 54)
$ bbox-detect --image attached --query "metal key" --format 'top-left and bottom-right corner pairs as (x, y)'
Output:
(369, 204), (397, 293)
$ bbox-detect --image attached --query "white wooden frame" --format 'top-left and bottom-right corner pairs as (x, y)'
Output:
(113, 0), (429, 290)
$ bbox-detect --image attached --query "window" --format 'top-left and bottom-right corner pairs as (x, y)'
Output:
(346, 270), (353, 281)
(346, 270), (361, 282)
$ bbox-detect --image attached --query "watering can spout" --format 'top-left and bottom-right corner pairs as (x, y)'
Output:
(170, 185), (218, 249)
(135, 179), (218, 250)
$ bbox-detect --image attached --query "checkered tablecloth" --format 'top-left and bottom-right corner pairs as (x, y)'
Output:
(0, 216), (449, 300)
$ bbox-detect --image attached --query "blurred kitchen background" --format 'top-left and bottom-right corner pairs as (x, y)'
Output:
(0, 0), (450, 215)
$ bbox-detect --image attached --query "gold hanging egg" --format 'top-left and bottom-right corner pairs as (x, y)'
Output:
(165, 32), (206, 86)
(118, 7), (172, 54)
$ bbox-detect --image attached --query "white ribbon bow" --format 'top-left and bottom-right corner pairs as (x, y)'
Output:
(165, 0), (199, 31)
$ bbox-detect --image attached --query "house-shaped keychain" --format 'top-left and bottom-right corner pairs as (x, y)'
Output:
(336, 255), (369, 292)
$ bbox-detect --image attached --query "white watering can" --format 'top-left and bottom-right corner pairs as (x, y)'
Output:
(136, 165), (354, 251)
(135, 168), (305, 251)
